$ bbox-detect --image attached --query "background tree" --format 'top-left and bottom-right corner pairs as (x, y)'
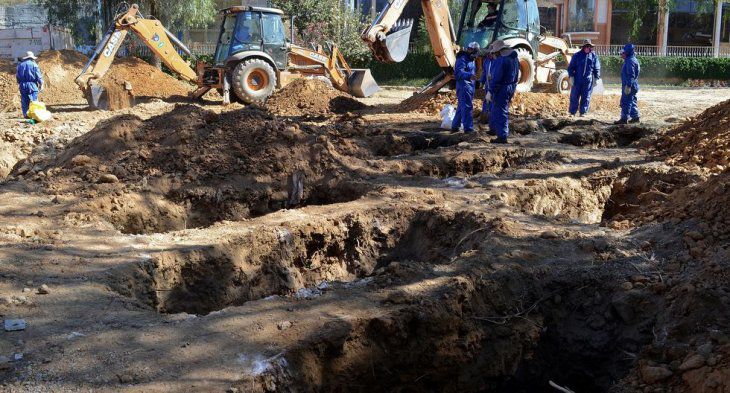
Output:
(273, 0), (370, 63)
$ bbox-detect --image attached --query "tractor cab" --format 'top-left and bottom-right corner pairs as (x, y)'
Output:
(457, 0), (541, 53)
(214, 6), (288, 69)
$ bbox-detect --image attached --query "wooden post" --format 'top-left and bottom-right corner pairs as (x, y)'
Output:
(657, 0), (669, 56)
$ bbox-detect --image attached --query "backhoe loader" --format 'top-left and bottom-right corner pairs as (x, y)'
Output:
(362, 0), (576, 100)
(76, 3), (379, 109)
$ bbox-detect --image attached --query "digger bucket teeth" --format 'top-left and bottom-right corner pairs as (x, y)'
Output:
(348, 69), (380, 98)
(374, 18), (413, 63)
(87, 83), (109, 110)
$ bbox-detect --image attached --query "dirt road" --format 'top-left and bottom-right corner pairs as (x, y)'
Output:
(0, 86), (729, 392)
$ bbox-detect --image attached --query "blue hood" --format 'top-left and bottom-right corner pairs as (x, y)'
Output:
(623, 44), (635, 57)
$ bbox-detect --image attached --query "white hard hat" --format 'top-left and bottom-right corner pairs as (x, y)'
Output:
(467, 42), (481, 50)
(22, 51), (37, 60)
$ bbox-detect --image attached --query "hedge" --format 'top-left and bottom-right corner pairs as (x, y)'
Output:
(356, 53), (730, 84)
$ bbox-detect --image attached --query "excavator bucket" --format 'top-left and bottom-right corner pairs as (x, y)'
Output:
(83, 81), (135, 110)
(374, 19), (413, 63)
(348, 69), (380, 98)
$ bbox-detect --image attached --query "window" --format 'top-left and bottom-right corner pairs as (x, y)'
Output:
(568, 0), (595, 32)
(233, 12), (262, 46)
(214, 15), (237, 64)
(501, 0), (527, 30)
(262, 13), (285, 44)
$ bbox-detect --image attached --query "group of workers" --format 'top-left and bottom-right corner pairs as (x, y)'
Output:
(451, 39), (642, 144)
(452, 39), (519, 144)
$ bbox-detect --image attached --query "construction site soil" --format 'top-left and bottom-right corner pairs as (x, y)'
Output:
(0, 86), (729, 393)
(265, 79), (368, 117)
(0, 50), (192, 114)
(408, 90), (632, 118)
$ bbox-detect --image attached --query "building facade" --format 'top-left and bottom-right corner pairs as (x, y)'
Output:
(552, 0), (730, 56)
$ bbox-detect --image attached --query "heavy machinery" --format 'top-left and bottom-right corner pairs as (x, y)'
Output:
(362, 0), (576, 97)
(76, 3), (379, 109)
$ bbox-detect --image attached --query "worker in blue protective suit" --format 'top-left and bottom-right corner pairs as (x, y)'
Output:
(480, 45), (496, 125)
(615, 43), (641, 124)
(488, 40), (519, 144)
(452, 41), (480, 134)
(16, 51), (43, 118)
(567, 39), (601, 117)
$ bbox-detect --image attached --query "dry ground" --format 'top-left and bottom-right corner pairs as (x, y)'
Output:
(0, 86), (728, 392)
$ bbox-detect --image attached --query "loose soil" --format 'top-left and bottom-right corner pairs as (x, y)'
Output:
(0, 51), (192, 115)
(407, 90), (627, 117)
(652, 98), (730, 172)
(0, 86), (729, 393)
(265, 78), (367, 117)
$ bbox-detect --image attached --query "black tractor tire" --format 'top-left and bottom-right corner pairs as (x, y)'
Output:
(515, 48), (536, 93)
(553, 69), (571, 95)
(231, 58), (277, 104)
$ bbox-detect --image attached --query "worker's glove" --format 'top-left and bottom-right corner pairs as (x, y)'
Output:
(485, 91), (492, 103)
(624, 85), (632, 95)
(592, 78), (599, 88)
(38, 84), (43, 92)
(569, 77), (574, 86)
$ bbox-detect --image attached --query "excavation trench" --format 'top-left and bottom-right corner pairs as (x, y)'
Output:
(93, 180), (372, 235)
(237, 260), (663, 392)
(558, 124), (652, 148)
(108, 205), (495, 315)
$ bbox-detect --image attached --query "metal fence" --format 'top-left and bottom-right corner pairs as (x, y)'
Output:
(118, 40), (217, 58)
(593, 44), (730, 58)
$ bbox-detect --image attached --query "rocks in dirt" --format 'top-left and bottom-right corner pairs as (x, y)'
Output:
(265, 79), (367, 117)
(640, 365), (673, 384)
(37, 284), (51, 295)
(4, 319), (27, 331)
(679, 354), (706, 371)
(276, 321), (292, 331)
(653, 98), (730, 172)
(97, 173), (119, 184)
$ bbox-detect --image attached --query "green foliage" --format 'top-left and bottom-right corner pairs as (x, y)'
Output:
(272, 0), (371, 63)
(354, 51), (442, 84)
(613, 0), (719, 40)
(600, 56), (730, 80)
(34, 0), (216, 40)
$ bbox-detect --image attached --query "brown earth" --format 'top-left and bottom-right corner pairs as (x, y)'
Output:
(652, 98), (730, 172)
(0, 87), (729, 393)
(0, 51), (192, 114)
(408, 90), (627, 118)
(265, 78), (367, 117)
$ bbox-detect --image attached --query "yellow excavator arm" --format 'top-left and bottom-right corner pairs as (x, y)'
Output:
(361, 0), (457, 70)
(76, 3), (197, 106)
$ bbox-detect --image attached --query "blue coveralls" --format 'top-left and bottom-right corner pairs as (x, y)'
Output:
(620, 44), (641, 121)
(489, 51), (519, 140)
(480, 56), (494, 116)
(16, 59), (43, 118)
(452, 51), (477, 132)
(567, 49), (601, 115)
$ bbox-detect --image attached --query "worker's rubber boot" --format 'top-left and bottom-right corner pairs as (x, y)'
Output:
(628, 117), (641, 124)
(613, 118), (628, 125)
(490, 137), (508, 144)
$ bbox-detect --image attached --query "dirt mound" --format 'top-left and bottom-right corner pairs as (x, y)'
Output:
(37, 50), (89, 105)
(0, 59), (19, 111)
(265, 79), (367, 117)
(406, 91), (624, 117)
(15, 104), (374, 233)
(0, 51), (193, 112)
(653, 98), (730, 172)
(100, 56), (191, 99)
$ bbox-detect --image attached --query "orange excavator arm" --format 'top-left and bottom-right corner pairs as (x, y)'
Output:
(361, 0), (457, 70)
(76, 4), (197, 95)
